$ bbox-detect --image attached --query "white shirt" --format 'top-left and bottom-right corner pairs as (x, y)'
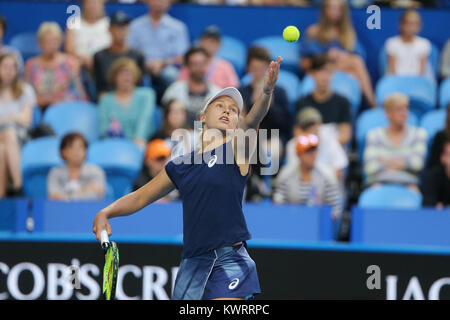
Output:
(385, 35), (432, 78)
(72, 17), (111, 57)
(285, 125), (349, 172)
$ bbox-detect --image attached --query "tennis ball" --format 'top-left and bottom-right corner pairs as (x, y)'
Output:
(283, 26), (300, 43)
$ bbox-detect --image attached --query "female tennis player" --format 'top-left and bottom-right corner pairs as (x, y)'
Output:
(93, 56), (283, 300)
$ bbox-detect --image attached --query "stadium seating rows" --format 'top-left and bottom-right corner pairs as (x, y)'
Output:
(7, 30), (450, 209)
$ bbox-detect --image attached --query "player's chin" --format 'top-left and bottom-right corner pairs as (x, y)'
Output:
(215, 121), (234, 131)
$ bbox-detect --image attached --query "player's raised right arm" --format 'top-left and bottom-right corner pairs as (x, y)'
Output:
(93, 168), (175, 241)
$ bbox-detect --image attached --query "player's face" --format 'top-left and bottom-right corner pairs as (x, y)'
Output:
(0, 56), (18, 85)
(386, 102), (408, 127)
(62, 139), (86, 167)
(202, 96), (239, 132)
(247, 59), (268, 82)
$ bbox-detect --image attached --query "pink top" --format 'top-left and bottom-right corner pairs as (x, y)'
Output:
(178, 57), (239, 89)
(25, 55), (87, 107)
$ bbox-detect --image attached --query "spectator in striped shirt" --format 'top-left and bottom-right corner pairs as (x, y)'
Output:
(272, 134), (342, 219)
(363, 93), (427, 189)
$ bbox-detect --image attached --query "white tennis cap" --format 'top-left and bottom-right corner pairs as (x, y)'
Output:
(201, 87), (244, 114)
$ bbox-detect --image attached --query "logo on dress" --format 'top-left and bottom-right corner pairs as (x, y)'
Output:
(228, 278), (239, 290)
(208, 155), (218, 168)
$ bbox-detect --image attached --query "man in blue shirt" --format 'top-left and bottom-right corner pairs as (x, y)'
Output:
(128, 0), (190, 104)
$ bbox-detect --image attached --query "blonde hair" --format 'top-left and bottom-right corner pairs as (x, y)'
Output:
(37, 22), (63, 42)
(383, 93), (409, 111)
(107, 57), (142, 86)
(316, 0), (356, 52)
(0, 53), (23, 99)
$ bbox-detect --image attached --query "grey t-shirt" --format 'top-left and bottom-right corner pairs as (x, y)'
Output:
(0, 82), (36, 118)
(47, 163), (106, 200)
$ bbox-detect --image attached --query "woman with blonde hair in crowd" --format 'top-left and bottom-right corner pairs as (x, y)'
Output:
(98, 57), (156, 150)
(301, 0), (376, 107)
(0, 53), (36, 197)
(25, 22), (87, 113)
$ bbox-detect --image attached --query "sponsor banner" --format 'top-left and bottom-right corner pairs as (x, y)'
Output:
(1, 241), (450, 300)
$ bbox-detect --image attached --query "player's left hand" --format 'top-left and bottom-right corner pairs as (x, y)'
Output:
(263, 56), (283, 95)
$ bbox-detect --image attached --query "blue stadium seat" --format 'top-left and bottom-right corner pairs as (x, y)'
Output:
(356, 108), (418, 161)
(9, 31), (40, 61)
(42, 101), (99, 143)
(240, 69), (301, 113)
(251, 36), (300, 74)
(87, 139), (144, 199)
(216, 36), (247, 76)
(31, 106), (42, 128)
(378, 42), (440, 78)
(420, 109), (447, 146)
(375, 76), (437, 118)
(21, 137), (63, 198)
(439, 77), (450, 109)
(300, 71), (362, 117)
(358, 184), (422, 209)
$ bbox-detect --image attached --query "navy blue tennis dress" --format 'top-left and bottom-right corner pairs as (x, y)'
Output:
(165, 138), (261, 300)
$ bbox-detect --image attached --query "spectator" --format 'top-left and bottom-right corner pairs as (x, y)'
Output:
(422, 138), (450, 208)
(47, 132), (106, 200)
(25, 22), (87, 113)
(128, 0), (190, 103)
(0, 15), (24, 74)
(161, 46), (221, 129)
(273, 134), (341, 219)
(133, 138), (179, 200)
(240, 46), (291, 145)
(150, 99), (194, 157)
(0, 53), (36, 197)
(178, 25), (239, 89)
(426, 103), (450, 169)
(364, 93), (427, 188)
(301, 0), (376, 107)
(441, 38), (450, 78)
(99, 57), (156, 150)
(65, 0), (111, 72)
(385, 9), (433, 81)
(93, 11), (145, 97)
(285, 107), (348, 183)
(295, 54), (352, 146)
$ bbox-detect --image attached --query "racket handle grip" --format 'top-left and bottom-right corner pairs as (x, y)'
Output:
(100, 230), (109, 249)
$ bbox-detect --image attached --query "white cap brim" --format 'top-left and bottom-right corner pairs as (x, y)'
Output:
(201, 87), (244, 114)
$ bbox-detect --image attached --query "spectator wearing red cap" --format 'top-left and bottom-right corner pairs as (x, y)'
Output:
(133, 138), (179, 201)
(273, 134), (341, 219)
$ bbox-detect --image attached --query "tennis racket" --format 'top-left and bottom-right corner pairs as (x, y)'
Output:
(100, 230), (119, 300)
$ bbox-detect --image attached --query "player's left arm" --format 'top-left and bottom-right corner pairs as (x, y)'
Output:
(233, 56), (282, 173)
